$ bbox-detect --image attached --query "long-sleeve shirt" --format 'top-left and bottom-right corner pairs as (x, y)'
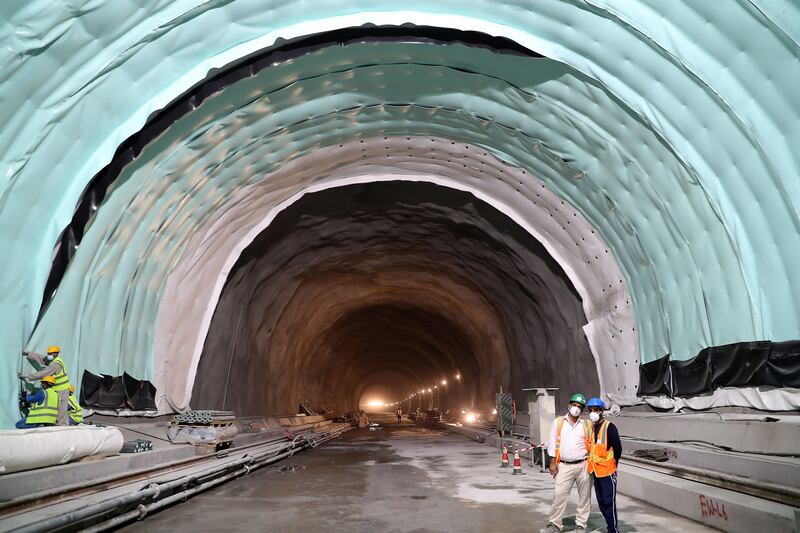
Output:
(25, 390), (45, 405)
(547, 415), (589, 461)
(22, 351), (62, 380)
(594, 420), (622, 465)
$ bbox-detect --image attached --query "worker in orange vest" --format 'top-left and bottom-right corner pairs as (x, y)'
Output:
(586, 397), (622, 533)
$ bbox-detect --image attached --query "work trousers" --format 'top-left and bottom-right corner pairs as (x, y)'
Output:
(593, 472), (619, 533)
(56, 389), (70, 426)
(548, 461), (591, 529)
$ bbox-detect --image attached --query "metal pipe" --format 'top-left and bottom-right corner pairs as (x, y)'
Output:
(12, 440), (300, 533)
(90, 426), (351, 532)
(85, 445), (310, 532)
(0, 432), (293, 511)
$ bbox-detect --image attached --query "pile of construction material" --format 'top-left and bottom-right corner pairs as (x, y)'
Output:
(0, 421), (354, 532)
(167, 410), (238, 452)
(120, 439), (153, 454)
(172, 410), (236, 425)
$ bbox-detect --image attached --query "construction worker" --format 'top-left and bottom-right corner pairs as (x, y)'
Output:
(68, 385), (83, 425)
(541, 393), (592, 533)
(15, 376), (59, 428)
(396, 407), (402, 423)
(19, 345), (72, 426)
(586, 397), (622, 533)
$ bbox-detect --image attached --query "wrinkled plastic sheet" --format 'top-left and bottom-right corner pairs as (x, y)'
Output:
(167, 424), (238, 445)
(80, 370), (157, 412)
(638, 340), (800, 397)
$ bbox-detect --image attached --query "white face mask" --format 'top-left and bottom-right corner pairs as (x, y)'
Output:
(589, 412), (601, 423)
(568, 406), (581, 417)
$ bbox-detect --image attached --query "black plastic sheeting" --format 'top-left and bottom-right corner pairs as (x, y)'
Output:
(37, 25), (542, 322)
(639, 340), (800, 397)
(79, 370), (157, 411)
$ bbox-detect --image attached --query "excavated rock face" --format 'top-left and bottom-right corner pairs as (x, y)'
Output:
(193, 181), (598, 415)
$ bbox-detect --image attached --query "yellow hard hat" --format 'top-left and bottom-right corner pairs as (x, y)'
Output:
(47, 345), (61, 354)
(69, 385), (75, 394)
(40, 376), (56, 385)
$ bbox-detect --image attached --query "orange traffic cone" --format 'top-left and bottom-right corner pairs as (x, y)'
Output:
(512, 450), (525, 475)
(500, 445), (509, 467)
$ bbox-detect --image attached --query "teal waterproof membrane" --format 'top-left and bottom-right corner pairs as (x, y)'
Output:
(1, 1), (800, 427)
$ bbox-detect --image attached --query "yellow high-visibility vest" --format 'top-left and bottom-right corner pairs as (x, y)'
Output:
(25, 388), (59, 425)
(50, 355), (71, 392)
(68, 395), (83, 424)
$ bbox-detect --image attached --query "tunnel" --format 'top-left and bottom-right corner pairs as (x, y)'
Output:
(2, 1), (800, 431)
(192, 181), (598, 415)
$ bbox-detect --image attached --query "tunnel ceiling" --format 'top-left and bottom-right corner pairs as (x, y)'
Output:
(2, 1), (800, 425)
(192, 181), (599, 415)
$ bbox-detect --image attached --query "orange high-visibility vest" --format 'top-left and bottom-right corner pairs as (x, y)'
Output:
(553, 416), (591, 464)
(587, 419), (617, 477)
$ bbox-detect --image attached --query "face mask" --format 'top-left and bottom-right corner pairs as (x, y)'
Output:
(44, 355), (54, 364)
(589, 412), (601, 423)
(568, 406), (581, 417)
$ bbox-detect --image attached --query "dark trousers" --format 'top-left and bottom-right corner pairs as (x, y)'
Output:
(593, 472), (619, 533)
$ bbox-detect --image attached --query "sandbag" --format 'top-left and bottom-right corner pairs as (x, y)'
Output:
(0, 425), (124, 474)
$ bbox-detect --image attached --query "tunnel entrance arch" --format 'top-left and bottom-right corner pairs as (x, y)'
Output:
(189, 179), (600, 415)
(154, 137), (638, 415)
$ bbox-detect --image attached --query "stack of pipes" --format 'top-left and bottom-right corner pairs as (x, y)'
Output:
(172, 410), (236, 425)
(120, 439), (153, 454)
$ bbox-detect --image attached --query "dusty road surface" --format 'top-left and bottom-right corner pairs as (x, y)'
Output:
(123, 414), (713, 532)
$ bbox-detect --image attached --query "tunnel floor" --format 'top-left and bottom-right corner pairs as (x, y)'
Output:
(121, 414), (714, 532)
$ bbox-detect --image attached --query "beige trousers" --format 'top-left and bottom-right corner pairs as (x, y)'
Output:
(548, 460), (591, 529)
(56, 389), (70, 426)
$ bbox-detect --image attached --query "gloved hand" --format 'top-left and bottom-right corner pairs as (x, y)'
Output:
(22, 350), (29, 357)
(17, 371), (29, 381)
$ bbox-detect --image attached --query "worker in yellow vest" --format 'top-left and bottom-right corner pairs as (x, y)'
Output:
(68, 385), (83, 425)
(20, 345), (72, 426)
(586, 397), (622, 533)
(541, 393), (592, 533)
(15, 376), (59, 428)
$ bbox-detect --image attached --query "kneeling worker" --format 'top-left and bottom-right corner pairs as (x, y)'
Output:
(16, 376), (59, 429)
(587, 397), (622, 533)
(542, 393), (592, 533)
(68, 385), (83, 425)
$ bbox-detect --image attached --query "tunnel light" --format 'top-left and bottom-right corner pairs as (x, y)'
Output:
(441, 380), (447, 386)
(465, 413), (477, 423)
(492, 408), (497, 415)
(434, 385), (438, 389)
(455, 374), (461, 380)
(427, 388), (431, 393)
(366, 400), (385, 407)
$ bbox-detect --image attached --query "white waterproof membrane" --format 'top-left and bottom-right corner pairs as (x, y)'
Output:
(1, 1), (800, 426)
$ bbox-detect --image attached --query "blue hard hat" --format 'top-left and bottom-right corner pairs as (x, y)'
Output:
(587, 397), (605, 409)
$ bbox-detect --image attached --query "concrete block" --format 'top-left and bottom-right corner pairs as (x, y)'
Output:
(623, 438), (800, 488)
(618, 463), (798, 533)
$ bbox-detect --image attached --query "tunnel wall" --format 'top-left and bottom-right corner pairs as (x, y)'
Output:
(1, 2), (800, 426)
